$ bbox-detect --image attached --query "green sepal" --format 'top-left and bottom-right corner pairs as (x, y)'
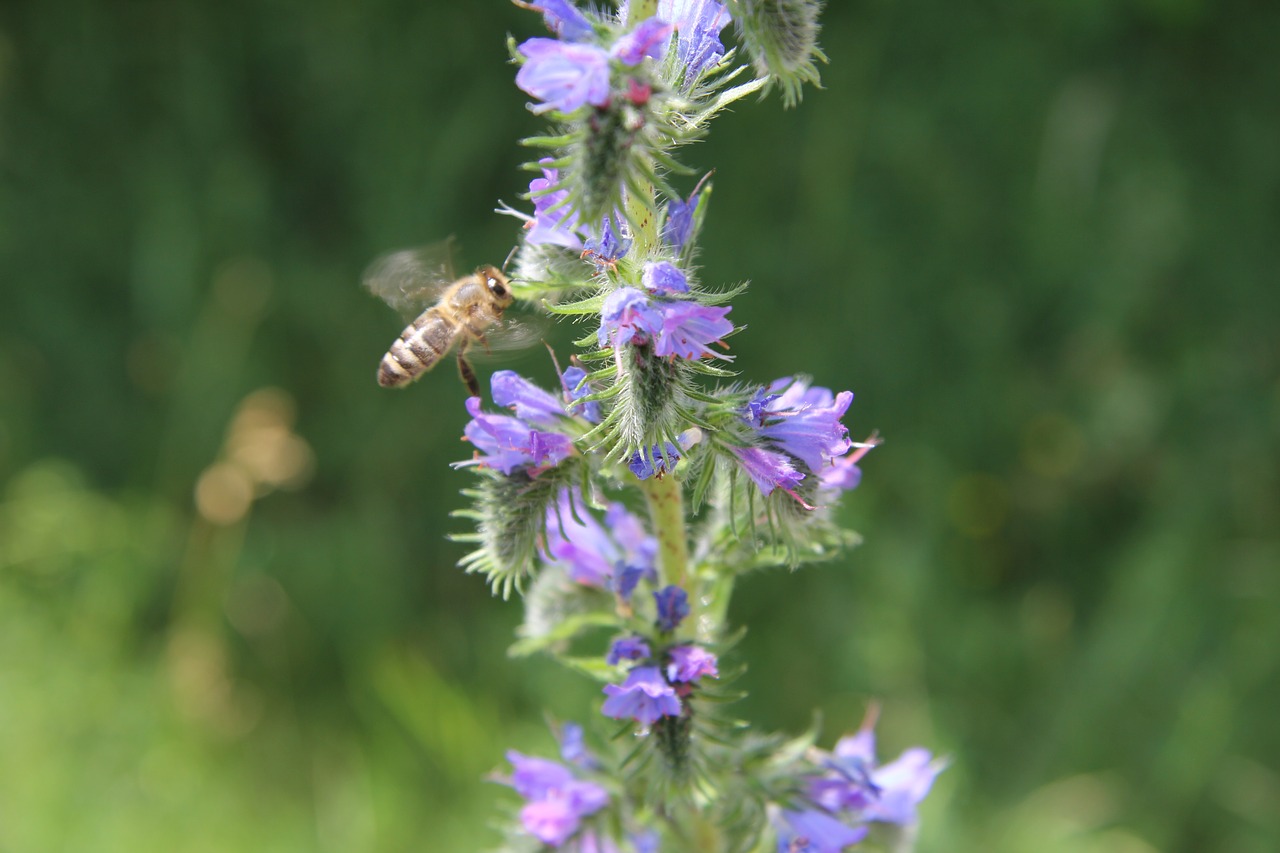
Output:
(508, 610), (622, 658)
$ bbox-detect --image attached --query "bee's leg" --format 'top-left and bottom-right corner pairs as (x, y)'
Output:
(476, 333), (493, 355)
(457, 349), (481, 398)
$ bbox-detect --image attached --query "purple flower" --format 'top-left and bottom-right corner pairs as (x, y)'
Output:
(615, 563), (655, 601)
(459, 396), (573, 475)
(666, 645), (718, 683)
(653, 585), (689, 632)
(743, 389), (780, 428)
(517, 38), (612, 114)
(558, 721), (598, 769)
(607, 636), (652, 665)
(662, 173), (709, 252)
(827, 723), (945, 826)
(662, 197), (696, 253)
(628, 441), (681, 479)
(730, 445), (805, 497)
(584, 215), (631, 264)
(544, 490), (658, 589)
(599, 286), (733, 360)
(504, 751), (609, 846)
(524, 0), (595, 41)
(599, 287), (664, 348)
(527, 161), (584, 249)
(642, 260), (689, 294)
(819, 453), (864, 491)
(601, 665), (681, 725)
(562, 365), (601, 423)
(774, 808), (867, 853)
(492, 369), (568, 427)
(752, 379), (855, 474)
(659, 0), (731, 85)
(508, 752), (578, 800)
(652, 300), (733, 359)
(610, 17), (673, 65)
(803, 709), (947, 830)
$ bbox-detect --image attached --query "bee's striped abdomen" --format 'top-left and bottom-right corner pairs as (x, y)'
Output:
(377, 309), (457, 387)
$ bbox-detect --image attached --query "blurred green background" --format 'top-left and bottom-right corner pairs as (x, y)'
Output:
(2, 0), (1277, 850)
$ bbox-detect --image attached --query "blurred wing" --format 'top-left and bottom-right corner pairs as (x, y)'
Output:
(466, 316), (548, 362)
(363, 239), (457, 317)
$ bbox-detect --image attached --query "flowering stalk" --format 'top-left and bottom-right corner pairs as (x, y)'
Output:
(396, 2), (945, 849)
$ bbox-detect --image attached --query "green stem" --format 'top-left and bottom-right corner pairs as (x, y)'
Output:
(640, 472), (689, 591)
(628, 0), (659, 22)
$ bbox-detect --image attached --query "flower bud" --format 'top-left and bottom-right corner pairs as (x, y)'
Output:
(730, 0), (826, 106)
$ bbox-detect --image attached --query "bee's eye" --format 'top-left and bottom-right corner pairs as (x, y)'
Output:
(487, 278), (508, 298)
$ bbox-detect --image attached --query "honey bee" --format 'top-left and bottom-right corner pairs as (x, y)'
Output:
(365, 243), (528, 397)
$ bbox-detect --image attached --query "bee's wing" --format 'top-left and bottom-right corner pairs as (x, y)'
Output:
(363, 239), (457, 318)
(466, 316), (549, 361)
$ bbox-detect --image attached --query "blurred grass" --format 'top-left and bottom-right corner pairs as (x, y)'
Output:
(1, 0), (1278, 851)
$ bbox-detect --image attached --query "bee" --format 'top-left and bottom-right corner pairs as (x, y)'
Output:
(365, 242), (527, 397)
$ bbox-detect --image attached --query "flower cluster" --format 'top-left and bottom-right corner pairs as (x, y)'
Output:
(773, 709), (947, 851)
(510, 0), (771, 231)
(733, 377), (880, 502)
(598, 278), (733, 361)
(502, 751), (610, 846)
(404, 2), (943, 849)
(600, 585), (719, 725)
(501, 723), (663, 852)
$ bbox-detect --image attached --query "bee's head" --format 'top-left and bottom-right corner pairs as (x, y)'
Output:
(479, 265), (513, 308)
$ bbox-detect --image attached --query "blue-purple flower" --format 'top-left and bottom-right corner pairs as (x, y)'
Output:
(607, 636), (652, 665)
(503, 751), (610, 847)
(521, 0), (595, 41)
(599, 287), (665, 348)
(653, 585), (690, 632)
(652, 300), (733, 359)
(748, 379), (854, 474)
(610, 17), (674, 65)
(601, 665), (682, 725)
(493, 369), (569, 427)
(666, 644), (718, 683)
(517, 38), (613, 114)
(558, 721), (599, 769)
(733, 379), (877, 502)
(454, 371), (583, 475)
(615, 564), (652, 601)
(773, 807), (867, 853)
(544, 489), (658, 589)
(819, 450), (866, 491)
(819, 719), (946, 826)
(785, 709), (946, 846)
(562, 365), (601, 423)
(459, 397), (573, 476)
(661, 173), (709, 252)
(629, 441), (682, 480)
(598, 286), (733, 359)
(730, 445), (805, 498)
(516, 8), (672, 116)
(659, 0), (732, 86)
(584, 215), (632, 265)
(642, 260), (689, 294)
(527, 161), (584, 249)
